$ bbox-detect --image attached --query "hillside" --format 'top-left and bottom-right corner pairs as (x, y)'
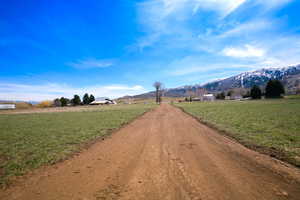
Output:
(133, 64), (300, 98)
(203, 64), (300, 92)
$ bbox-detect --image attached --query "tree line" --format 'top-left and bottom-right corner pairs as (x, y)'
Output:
(53, 93), (95, 107)
(216, 79), (285, 100)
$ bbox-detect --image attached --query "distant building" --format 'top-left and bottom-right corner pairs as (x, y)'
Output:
(203, 94), (215, 101)
(90, 97), (117, 105)
(0, 104), (16, 110)
(191, 94), (215, 101)
(230, 95), (243, 100)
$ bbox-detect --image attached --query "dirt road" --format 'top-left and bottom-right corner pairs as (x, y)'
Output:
(1, 104), (300, 200)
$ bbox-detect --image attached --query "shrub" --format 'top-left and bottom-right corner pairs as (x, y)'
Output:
(243, 91), (251, 98)
(216, 92), (225, 100)
(37, 101), (53, 108)
(250, 85), (262, 99)
(227, 90), (233, 97)
(53, 98), (61, 107)
(265, 80), (285, 98)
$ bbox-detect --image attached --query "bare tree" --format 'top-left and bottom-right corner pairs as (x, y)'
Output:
(296, 84), (300, 94)
(186, 90), (195, 102)
(196, 88), (207, 101)
(153, 82), (163, 104)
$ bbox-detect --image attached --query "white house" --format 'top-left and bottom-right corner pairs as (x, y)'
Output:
(230, 95), (243, 100)
(90, 97), (117, 105)
(0, 104), (16, 110)
(203, 94), (215, 101)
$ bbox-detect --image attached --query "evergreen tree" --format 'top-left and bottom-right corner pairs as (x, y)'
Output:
(216, 92), (225, 100)
(83, 93), (90, 105)
(60, 97), (68, 107)
(89, 94), (95, 103)
(265, 80), (285, 98)
(72, 95), (81, 106)
(250, 85), (262, 99)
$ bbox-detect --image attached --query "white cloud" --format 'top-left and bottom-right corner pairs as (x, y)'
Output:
(169, 63), (257, 76)
(218, 20), (274, 38)
(67, 58), (114, 69)
(164, 55), (257, 76)
(192, 0), (246, 18)
(135, 0), (246, 49)
(103, 85), (144, 91)
(159, 0), (246, 18)
(0, 83), (146, 101)
(134, 0), (299, 83)
(166, 36), (300, 77)
(223, 45), (265, 58)
(255, 0), (293, 10)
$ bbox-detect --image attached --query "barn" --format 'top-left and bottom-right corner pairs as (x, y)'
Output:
(89, 97), (117, 105)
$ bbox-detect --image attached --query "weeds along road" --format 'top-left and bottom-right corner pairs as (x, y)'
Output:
(1, 104), (300, 200)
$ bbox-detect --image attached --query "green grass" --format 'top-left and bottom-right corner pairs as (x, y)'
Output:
(176, 99), (300, 166)
(285, 94), (300, 99)
(0, 104), (155, 186)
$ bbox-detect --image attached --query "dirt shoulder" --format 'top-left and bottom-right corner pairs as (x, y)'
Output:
(1, 104), (299, 200)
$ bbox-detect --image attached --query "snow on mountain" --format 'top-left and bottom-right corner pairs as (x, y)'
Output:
(202, 64), (300, 92)
(132, 64), (300, 98)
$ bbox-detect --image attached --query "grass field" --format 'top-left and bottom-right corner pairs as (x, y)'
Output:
(176, 99), (300, 166)
(0, 104), (155, 186)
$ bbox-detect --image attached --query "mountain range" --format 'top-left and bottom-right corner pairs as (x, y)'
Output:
(133, 64), (300, 98)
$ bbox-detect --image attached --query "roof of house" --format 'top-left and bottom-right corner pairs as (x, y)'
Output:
(203, 94), (214, 97)
(95, 97), (110, 101)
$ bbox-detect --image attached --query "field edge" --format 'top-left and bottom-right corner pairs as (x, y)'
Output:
(0, 105), (158, 189)
(173, 104), (300, 168)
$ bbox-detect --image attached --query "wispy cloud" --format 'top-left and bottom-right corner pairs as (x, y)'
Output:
(169, 62), (257, 76)
(164, 55), (257, 76)
(0, 82), (146, 101)
(223, 45), (265, 58)
(67, 58), (115, 69)
(146, 0), (246, 18)
(254, 0), (293, 10)
(132, 0), (299, 84)
(217, 20), (275, 39)
(191, 0), (246, 18)
(135, 0), (247, 50)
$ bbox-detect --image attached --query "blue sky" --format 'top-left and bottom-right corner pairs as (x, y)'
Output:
(1, 0), (300, 101)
